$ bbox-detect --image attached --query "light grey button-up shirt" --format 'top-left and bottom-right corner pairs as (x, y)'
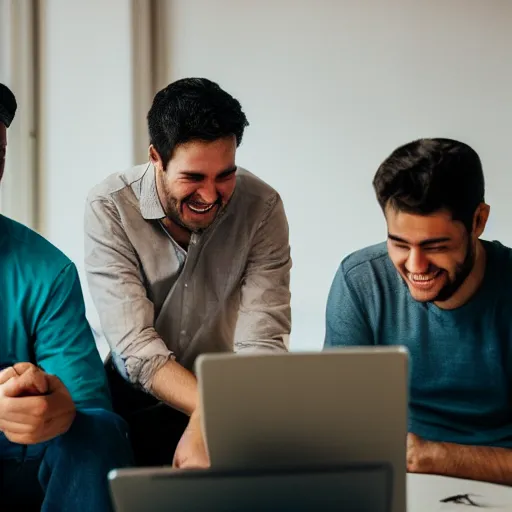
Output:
(84, 163), (291, 391)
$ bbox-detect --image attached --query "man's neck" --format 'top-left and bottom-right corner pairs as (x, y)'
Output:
(434, 240), (487, 310)
(161, 217), (191, 250)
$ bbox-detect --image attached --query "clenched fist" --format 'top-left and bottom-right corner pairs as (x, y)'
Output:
(0, 362), (76, 445)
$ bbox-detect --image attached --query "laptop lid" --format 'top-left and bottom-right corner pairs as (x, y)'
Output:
(195, 347), (408, 512)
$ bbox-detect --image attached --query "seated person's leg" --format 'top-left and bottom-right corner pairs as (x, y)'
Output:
(0, 434), (45, 509)
(38, 409), (133, 512)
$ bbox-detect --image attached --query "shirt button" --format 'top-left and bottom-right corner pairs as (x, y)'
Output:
(181, 330), (186, 335)
(184, 283), (188, 288)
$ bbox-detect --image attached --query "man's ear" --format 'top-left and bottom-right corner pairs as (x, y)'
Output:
(149, 145), (164, 171)
(472, 203), (490, 238)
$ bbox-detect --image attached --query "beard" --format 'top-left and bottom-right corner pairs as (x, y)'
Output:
(165, 196), (192, 230)
(432, 237), (475, 302)
(160, 175), (223, 233)
(166, 195), (223, 232)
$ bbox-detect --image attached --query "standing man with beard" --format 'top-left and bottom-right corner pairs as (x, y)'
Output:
(325, 138), (512, 485)
(85, 78), (291, 469)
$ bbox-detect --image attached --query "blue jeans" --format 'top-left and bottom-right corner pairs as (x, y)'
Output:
(0, 408), (134, 511)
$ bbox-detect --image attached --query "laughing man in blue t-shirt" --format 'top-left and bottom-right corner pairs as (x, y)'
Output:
(325, 138), (512, 485)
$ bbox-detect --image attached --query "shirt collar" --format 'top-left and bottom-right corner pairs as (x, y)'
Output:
(139, 163), (166, 220)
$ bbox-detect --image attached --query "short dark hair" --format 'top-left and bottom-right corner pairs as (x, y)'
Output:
(373, 138), (485, 230)
(0, 83), (17, 127)
(147, 78), (249, 166)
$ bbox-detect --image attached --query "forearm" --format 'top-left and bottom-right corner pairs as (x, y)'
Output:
(148, 359), (198, 416)
(432, 441), (512, 485)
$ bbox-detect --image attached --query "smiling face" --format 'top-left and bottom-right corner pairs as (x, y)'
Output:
(151, 136), (237, 232)
(385, 206), (488, 304)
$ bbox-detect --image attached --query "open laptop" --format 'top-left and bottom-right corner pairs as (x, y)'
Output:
(195, 347), (408, 512)
(109, 347), (407, 512)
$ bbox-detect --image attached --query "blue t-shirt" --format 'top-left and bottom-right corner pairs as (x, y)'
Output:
(0, 214), (111, 410)
(325, 240), (512, 447)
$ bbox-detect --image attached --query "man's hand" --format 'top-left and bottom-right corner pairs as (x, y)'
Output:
(0, 363), (76, 445)
(407, 432), (443, 474)
(172, 409), (210, 469)
(0, 362), (48, 396)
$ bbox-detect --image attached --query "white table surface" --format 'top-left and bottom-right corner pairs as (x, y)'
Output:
(407, 473), (512, 511)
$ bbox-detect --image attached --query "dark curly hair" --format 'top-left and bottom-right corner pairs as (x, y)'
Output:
(147, 78), (249, 166)
(373, 138), (485, 231)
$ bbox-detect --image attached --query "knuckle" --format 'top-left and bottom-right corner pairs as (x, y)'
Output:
(14, 362), (36, 374)
(27, 422), (41, 434)
(34, 399), (49, 417)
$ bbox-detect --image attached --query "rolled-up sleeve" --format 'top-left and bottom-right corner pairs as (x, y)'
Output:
(84, 196), (172, 391)
(234, 193), (292, 353)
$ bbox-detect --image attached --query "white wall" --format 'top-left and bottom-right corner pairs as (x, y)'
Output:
(0, 0), (37, 227)
(40, 0), (134, 355)
(0, 0), (10, 82)
(0, 0), (11, 217)
(159, 0), (512, 351)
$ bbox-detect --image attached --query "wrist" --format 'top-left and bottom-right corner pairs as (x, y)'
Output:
(190, 407), (201, 421)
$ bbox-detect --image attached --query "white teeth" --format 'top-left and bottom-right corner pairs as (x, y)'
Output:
(188, 203), (214, 213)
(408, 272), (438, 282)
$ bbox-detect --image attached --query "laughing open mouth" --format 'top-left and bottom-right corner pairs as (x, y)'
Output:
(185, 198), (219, 214)
(407, 270), (442, 286)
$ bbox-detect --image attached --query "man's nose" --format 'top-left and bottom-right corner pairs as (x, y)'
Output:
(196, 183), (218, 204)
(406, 248), (430, 274)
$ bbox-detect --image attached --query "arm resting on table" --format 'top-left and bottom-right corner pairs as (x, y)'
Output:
(430, 441), (512, 485)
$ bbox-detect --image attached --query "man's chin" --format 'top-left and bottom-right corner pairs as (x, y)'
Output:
(180, 203), (221, 230)
(404, 275), (446, 303)
(407, 282), (461, 304)
(407, 287), (439, 303)
(181, 217), (216, 232)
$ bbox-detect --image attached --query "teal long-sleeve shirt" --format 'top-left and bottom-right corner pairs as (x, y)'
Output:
(0, 214), (111, 411)
(325, 240), (512, 448)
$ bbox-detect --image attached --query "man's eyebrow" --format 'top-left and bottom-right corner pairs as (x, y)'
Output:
(388, 234), (451, 246)
(180, 171), (204, 179)
(179, 166), (237, 179)
(217, 166), (237, 177)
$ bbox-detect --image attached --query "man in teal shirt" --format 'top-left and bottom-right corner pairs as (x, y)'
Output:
(325, 138), (512, 485)
(0, 83), (132, 509)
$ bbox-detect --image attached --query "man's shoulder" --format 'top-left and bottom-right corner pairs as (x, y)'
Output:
(486, 239), (512, 263)
(0, 215), (74, 285)
(335, 242), (400, 297)
(87, 163), (148, 203)
(341, 242), (390, 277)
(485, 239), (512, 287)
(231, 168), (285, 229)
(236, 167), (280, 202)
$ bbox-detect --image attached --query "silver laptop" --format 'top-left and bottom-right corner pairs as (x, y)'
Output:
(109, 347), (407, 512)
(195, 347), (408, 512)
(109, 463), (393, 512)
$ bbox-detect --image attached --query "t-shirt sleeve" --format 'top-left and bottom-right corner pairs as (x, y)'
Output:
(34, 262), (112, 411)
(324, 261), (374, 347)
